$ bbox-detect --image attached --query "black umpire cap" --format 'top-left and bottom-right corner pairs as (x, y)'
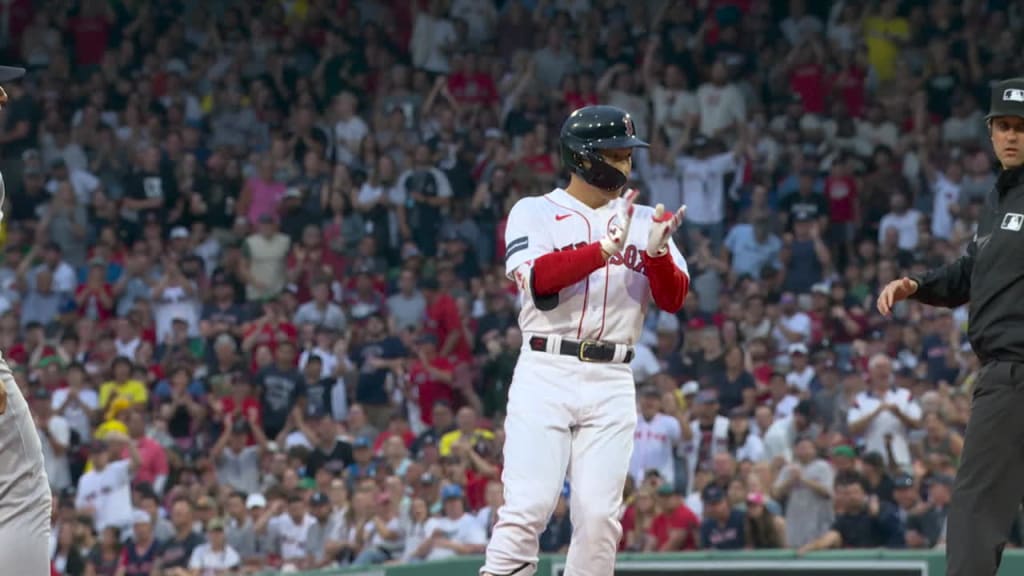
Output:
(0, 66), (25, 82)
(987, 78), (1024, 120)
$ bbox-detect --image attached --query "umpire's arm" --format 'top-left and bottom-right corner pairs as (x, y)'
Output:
(909, 239), (977, 308)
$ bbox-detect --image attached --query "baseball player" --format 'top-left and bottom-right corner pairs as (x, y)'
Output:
(482, 105), (689, 576)
(0, 65), (53, 576)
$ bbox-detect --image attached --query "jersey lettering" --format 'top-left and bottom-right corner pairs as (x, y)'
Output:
(606, 244), (646, 275)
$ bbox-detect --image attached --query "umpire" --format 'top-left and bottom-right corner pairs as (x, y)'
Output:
(878, 77), (1024, 576)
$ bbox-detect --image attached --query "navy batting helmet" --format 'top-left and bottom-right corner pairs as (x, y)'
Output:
(560, 105), (648, 191)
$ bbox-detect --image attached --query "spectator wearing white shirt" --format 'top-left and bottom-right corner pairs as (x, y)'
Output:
(293, 279), (347, 333)
(188, 518), (241, 576)
(642, 38), (699, 145)
(258, 494), (316, 565)
(51, 362), (99, 443)
(696, 60), (746, 144)
(30, 388), (72, 492)
(877, 192), (922, 251)
(629, 386), (682, 489)
(675, 135), (742, 250)
(331, 92), (368, 166)
(679, 390), (730, 495)
(785, 343), (816, 394)
(411, 0), (457, 75)
(847, 354), (923, 472)
(409, 484), (487, 561)
(726, 408), (765, 463)
(352, 492), (406, 566)
(633, 132), (684, 211)
(773, 292), (812, 349)
(75, 433), (141, 533)
(45, 158), (101, 206)
(769, 371), (801, 420)
(762, 400), (816, 465)
(924, 158), (963, 241)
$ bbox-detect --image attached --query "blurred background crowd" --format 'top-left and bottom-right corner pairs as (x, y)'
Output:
(0, 0), (1018, 574)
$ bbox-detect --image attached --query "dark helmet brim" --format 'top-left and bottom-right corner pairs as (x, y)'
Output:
(0, 66), (25, 82)
(589, 135), (650, 150)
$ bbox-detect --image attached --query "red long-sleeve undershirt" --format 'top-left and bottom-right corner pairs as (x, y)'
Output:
(642, 251), (689, 312)
(531, 242), (690, 313)
(532, 242), (606, 296)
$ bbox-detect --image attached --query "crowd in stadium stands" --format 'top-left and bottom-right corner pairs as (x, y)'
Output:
(1, 0), (1022, 573)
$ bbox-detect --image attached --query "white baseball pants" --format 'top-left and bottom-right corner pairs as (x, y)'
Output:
(482, 349), (636, 576)
(0, 361), (52, 576)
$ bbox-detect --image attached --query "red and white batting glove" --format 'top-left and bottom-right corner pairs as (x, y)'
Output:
(646, 203), (686, 257)
(600, 189), (639, 257)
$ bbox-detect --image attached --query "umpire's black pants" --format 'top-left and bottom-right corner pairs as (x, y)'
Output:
(947, 361), (1024, 576)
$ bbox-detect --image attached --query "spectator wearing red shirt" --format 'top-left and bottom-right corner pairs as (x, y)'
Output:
(422, 279), (471, 364)
(124, 410), (170, 494)
(651, 483), (701, 551)
(788, 41), (827, 115)
(447, 52), (499, 107)
(373, 413), (417, 454)
(240, 299), (298, 358)
(407, 335), (454, 427)
(75, 261), (116, 324)
(825, 155), (859, 262)
(68, 0), (114, 66)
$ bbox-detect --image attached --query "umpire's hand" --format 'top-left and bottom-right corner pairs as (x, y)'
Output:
(877, 277), (919, 316)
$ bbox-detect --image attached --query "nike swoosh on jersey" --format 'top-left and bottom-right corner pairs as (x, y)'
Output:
(555, 214), (572, 221)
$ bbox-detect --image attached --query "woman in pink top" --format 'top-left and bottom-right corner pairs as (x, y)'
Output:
(238, 155), (286, 225)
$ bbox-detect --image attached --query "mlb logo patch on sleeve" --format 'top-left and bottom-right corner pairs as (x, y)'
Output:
(1001, 212), (1024, 231)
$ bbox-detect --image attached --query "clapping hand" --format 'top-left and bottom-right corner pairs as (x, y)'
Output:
(600, 189), (639, 257)
(647, 203), (686, 257)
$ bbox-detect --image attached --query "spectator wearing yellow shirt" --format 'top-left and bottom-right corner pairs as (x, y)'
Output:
(863, 0), (909, 82)
(439, 406), (495, 457)
(99, 357), (149, 411)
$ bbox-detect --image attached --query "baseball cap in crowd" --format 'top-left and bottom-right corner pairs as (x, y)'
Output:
(702, 485), (725, 503)
(929, 474), (955, 488)
(893, 473), (915, 489)
(169, 226), (189, 240)
(640, 385), (660, 398)
(207, 517), (226, 532)
(231, 420), (250, 435)
(694, 390), (719, 406)
(832, 445), (857, 459)
(656, 312), (680, 334)
(131, 509), (151, 525)
(788, 343), (808, 356)
(420, 473), (437, 486)
(324, 460), (347, 475)
(309, 492), (330, 507)
(306, 404), (329, 420)
(245, 493), (267, 510)
(681, 381), (700, 396)
(353, 436), (372, 449)
(441, 484), (464, 500)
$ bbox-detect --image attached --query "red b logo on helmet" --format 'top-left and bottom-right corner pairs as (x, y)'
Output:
(623, 115), (635, 137)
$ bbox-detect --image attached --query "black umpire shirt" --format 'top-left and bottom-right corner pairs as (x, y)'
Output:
(910, 166), (1024, 363)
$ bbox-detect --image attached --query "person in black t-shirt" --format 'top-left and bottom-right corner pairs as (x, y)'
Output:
(257, 341), (306, 439)
(301, 406), (354, 478)
(797, 471), (904, 554)
(779, 168), (829, 231)
(302, 355), (340, 419)
(699, 485), (746, 550)
(123, 146), (181, 227)
(351, 314), (406, 424)
(154, 499), (206, 573)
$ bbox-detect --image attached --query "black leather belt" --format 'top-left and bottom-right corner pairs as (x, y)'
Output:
(528, 336), (634, 363)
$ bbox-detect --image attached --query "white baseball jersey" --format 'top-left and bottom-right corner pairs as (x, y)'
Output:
(847, 387), (922, 468)
(505, 188), (689, 346)
(629, 413), (682, 486)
